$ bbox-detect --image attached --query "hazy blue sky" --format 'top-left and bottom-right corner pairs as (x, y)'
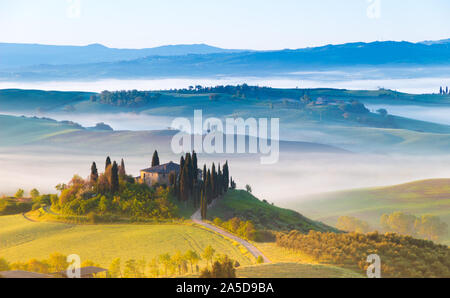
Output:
(1, 0), (450, 50)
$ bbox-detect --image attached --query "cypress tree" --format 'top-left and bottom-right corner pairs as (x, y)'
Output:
(205, 170), (212, 204)
(185, 153), (193, 194)
(111, 161), (119, 193)
(105, 156), (112, 171)
(118, 158), (126, 178)
(180, 164), (190, 203)
(218, 164), (223, 196)
(203, 164), (207, 182)
(90, 162), (98, 182)
(223, 161), (229, 192)
(211, 163), (217, 198)
(203, 190), (208, 219)
(152, 150), (160, 167)
(192, 151), (198, 182)
(180, 156), (185, 170)
(200, 190), (207, 220)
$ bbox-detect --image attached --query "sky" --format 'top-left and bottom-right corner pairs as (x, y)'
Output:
(1, 0), (450, 50)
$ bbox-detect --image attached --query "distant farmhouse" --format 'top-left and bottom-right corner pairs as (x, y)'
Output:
(139, 161), (202, 187)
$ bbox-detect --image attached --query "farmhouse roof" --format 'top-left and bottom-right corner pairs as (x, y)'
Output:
(141, 161), (181, 174)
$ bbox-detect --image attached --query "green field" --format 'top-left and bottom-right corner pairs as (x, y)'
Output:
(291, 179), (450, 244)
(0, 215), (253, 267)
(0, 89), (93, 112)
(0, 114), (83, 147)
(240, 242), (364, 278)
(237, 263), (363, 278)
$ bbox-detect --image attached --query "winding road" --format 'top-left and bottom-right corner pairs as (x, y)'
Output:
(191, 200), (271, 263)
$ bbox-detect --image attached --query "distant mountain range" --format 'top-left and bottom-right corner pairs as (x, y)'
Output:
(1, 40), (450, 80)
(0, 43), (244, 68)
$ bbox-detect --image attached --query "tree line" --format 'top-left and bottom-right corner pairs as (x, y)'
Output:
(162, 150), (232, 220)
(93, 90), (162, 108)
(439, 86), (449, 95)
(0, 247), (237, 278)
(380, 212), (448, 242)
(276, 230), (450, 278)
(336, 212), (448, 242)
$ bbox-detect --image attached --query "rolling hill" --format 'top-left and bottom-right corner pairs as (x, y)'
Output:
(0, 43), (243, 68)
(236, 263), (363, 278)
(0, 214), (253, 267)
(208, 190), (337, 233)
(289, 179), (450, 244)
(2, 40), (450, 80)
(2, 88), (450, 155)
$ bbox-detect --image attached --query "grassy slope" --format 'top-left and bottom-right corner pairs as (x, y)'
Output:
(0, 89), (93, 112)
(0, 115), (83, 146)
(208, 190), (337, 233)
(0, 215), (252, 267)
(238, 242), (364, 278)
(237, 263), (363, 278)
(290, 179), (450, 244)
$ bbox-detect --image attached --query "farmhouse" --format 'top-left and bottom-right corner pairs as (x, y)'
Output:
(140, 161), (180, 186)
(139, 161), (202, 187)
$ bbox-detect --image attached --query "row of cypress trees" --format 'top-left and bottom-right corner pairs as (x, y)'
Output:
(169, 151), (231, 220)
(90, 157), (126, 194)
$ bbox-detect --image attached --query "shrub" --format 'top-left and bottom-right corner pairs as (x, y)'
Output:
(256, 256), (264, 264)
(32, 202), (41, 211)
(200, 255), (236, 278)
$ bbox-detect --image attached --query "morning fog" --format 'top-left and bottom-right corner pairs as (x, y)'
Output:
(171, 110), (280, 165)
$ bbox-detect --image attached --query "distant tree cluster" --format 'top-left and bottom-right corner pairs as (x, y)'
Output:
(439, 86), (449, 95)
(336, 216), (372, 234)
(380, 212), (448, 242)
(98, 90), (162, 107)
(0, 189), (56, 215)
(276, 230), (450, 278)
(213, 217), (257, 241)
(0, 198), (32, 215)
(338, 100), (370, 114)
(169, 151), (230, 220)
(175, 84), (260, 99)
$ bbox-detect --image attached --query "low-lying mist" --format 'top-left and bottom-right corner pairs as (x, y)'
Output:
(7, 111), (176, 131)
(366, 104), (450, 126)
(1, 148), (449, 208)
(1, 69), (450, 94)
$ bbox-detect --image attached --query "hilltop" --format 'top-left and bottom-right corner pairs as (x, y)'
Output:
(2, 40), (450, 80)
(289, 179), (450, 244)
(0, 43), (243, 68)
(208, 190), (336, 234)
